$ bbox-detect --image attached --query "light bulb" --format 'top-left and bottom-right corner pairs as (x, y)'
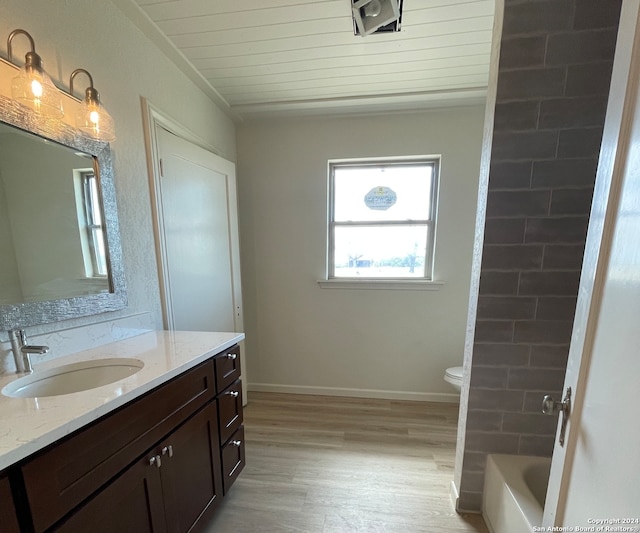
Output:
(12, 65), (63, 117)
(30, 79), (43, 98)
(76, 99), (115, 142)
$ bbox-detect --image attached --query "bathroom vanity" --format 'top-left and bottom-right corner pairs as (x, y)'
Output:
(0, 331), (245, 533)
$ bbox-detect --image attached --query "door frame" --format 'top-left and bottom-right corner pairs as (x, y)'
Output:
(141, 99), (247, 402)
(542, 0), (640, 524)
(140, 98), (230, 330)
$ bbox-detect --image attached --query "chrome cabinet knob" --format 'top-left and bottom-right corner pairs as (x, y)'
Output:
(162, 445), (174, 458)
(227, 353), (237, 360)
(149, 455), (162, 468)
(229, 391), (239, 398)
(231, 440), (242, 447)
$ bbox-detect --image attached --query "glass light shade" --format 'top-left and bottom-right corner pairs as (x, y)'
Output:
(11, 66), (64, 118)
(363, 0), (382, 16)
(75, 99), (116, 142)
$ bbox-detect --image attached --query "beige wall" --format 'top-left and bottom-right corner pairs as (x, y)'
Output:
(0, 0), (236, 334)
(237, 107), (485, 399)
(0, 2), (484, 400)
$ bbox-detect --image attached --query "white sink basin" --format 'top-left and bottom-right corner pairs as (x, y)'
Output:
(2, 358), (144, 398)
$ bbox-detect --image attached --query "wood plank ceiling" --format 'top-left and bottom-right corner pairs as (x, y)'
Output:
(128, 0), (494, 118)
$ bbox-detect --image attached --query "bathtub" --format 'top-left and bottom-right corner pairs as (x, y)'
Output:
(482, 454), (551, 533)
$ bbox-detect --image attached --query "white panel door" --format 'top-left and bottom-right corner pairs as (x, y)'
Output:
(156, 126), (242, 334)
(543, 0), (640, 525)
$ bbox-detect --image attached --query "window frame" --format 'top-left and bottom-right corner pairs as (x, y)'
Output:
(327, 157), (440, 282)
(75, 169), (108, 278)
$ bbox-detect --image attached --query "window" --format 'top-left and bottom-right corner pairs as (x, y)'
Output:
(76, 170), (108, 277)
(328, 158), (439, 281)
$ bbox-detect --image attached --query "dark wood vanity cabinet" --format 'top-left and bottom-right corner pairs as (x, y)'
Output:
(54, 403), (222, 533)
(0, 473), (20, 533)
(5, 344), (244, 533)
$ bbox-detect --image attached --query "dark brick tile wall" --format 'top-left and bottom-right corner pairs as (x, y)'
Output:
(532, 158), (599, 187)
(557, 127), (604, 157)
(546, 28), (619, 64)
(477, 296), (537, 320)
(513, 319), (574, 343)
(542, 244), (586, 269)
(458, 0), (622, 511)
(524, 216), (589, 242)
(482, 244), (543, 269)
(566, 63), (615, 96)
(499, 36), (546, 68)
(536, 296), (578, 320)
(483, 218), (526, 243)
(479, 271), (520, 294)
(488, 161), (532, 188)
(529, 345), (570, 368)
(472, 343), (530, 366)
(518, 271), (581, 295)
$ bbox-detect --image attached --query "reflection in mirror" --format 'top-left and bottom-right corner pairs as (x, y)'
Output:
(0, 94), (126, 330)
(0, 122), (110, 304)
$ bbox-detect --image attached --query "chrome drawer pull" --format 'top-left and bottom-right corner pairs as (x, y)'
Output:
(228, 391), (239, 398)
(162, 445), (174, 458)
(227, 353), (237, 360)
(149, 455), (162, 468)
(231, 440), (242, 447)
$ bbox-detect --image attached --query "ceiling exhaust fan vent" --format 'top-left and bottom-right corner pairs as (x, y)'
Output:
(352, 0), (403, 36)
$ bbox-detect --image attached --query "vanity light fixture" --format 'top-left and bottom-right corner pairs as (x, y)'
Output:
(6, 29), (64, 118)
(69, 68), (116, 142)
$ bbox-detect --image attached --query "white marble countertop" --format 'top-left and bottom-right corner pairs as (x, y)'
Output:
(0, 330), (244, 471)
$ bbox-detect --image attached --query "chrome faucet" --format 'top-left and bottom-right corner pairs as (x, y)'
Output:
(8, 329), (49, 373)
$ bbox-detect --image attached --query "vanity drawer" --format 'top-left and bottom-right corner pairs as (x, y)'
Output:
(22, 359), (215, 533)
(221, 426), (245, 494)
(218, 380), (243, 444)
(214, 345), (241, 393)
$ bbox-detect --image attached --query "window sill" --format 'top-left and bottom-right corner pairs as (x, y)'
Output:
(316, 279), (445, 291)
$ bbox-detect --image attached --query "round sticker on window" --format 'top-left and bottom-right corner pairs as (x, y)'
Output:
(364, 186), (397, 211)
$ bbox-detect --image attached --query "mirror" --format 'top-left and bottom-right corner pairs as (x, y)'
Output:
(0, 123), (110, 302)
(0, 94), (126, 330)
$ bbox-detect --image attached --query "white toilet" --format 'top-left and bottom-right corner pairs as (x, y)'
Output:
(444, 366), (463, 392)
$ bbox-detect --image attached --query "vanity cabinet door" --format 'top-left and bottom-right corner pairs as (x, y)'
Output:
(0, 474), (20, 533)
(159, 402), (223, 533)
(53, 402), (222, 533)
(52, 455), (166, 533)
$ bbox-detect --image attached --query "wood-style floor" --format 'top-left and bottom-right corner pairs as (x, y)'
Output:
(205, 392), (488, 533)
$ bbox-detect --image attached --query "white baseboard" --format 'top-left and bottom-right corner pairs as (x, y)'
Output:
(247, 382), (460, 403)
